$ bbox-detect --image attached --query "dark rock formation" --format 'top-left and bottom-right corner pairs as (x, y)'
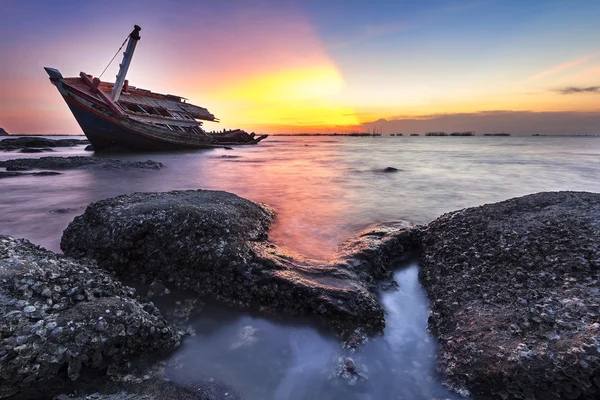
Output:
(419, 191), (600, 399)
(0, 235), (181, 399)
(334, 221), (417, 289)
(0, 156), (163, 171)
(0, 128), (8, 136)
(85, 145), (94, 151)
(0, 171), (61, 179)
(381, 167), (399, 173)
(61, 190), (416, 335)
(20, 147), (55, 153)
(0, 137), (88, 150)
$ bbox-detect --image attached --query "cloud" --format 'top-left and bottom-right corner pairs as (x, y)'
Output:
(528, 56), (590, 81)
(556, 86), (600, 94)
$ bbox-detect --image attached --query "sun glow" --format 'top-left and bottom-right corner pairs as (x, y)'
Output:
(207, 65), (360, 129)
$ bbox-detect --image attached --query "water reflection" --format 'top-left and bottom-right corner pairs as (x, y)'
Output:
(2, 136), (599, 257)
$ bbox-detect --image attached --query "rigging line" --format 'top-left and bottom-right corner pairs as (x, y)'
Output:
(98, 36), (129, 80)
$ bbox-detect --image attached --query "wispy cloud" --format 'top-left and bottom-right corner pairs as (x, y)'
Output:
(556, 86), (600, 94)
(529, 56), (590, 81)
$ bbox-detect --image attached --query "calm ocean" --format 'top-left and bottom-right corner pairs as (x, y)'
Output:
(1, 135), (599, 399)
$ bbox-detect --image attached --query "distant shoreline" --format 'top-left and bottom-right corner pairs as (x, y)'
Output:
(269, 133), (600, 137)
(3, 133), (599, 138)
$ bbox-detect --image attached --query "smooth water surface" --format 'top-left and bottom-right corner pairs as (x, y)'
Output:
(1, 135), (599, 399)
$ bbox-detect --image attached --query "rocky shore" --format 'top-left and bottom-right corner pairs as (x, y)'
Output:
(0, 156), (163, 171)
(0, 235), (181, 399)
(60, 190), (416, 336)
(1, 188), (598, 399)
(419, 192), (600, 399)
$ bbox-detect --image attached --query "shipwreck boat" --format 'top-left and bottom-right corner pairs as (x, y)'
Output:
(44, 25), (267, 151)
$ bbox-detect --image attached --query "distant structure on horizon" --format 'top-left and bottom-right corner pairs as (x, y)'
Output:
(426, 132), (448, 136)
(0, 127), (9, 136)
(450, 131), (474, 136)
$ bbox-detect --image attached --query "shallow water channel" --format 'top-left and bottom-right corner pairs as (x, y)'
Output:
(161, 262), (456, 400)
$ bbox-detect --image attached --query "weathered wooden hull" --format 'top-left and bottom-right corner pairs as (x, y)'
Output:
(45, 67), (267, 151)
(65, 98), (213, 151)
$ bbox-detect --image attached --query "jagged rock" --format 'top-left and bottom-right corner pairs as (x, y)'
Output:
(0, 235), (181, 399)
(0, 127), (9, 136)
(61, 190), (417, 335)
(0, 156), (162, 171)
(381, 167), (399, 173)
(419, 191), (600, 399)
(0, 137), (88, 150)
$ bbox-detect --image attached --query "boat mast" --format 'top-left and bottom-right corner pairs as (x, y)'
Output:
(111, 25), (141, 102)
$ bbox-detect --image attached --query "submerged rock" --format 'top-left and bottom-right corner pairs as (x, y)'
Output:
(0, 235), (181, 399)
(419, 191), (600, 399)
(230, 325), (259, 350)
(0, 156), (163, 171)
(332, 356), (368, 386)
(61, 190), (417, 335)
(0, 137), (88, 150)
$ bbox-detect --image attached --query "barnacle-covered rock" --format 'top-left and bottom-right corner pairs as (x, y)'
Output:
(0, 235), (181, 399)
(61, 190), (418, 335)
(419, 191), (600, 399)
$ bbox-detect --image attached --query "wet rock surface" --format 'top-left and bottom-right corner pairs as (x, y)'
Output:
(0, 156), (163, 171)
(61, 190), (416, 336)
(20, 147), (55, 153)
(0, 137), (88, 150)
(419, 191), (600, 399)
(0, 171), (61, 179)
(0, 235), (181, 399)
(381, 167), (399, 173)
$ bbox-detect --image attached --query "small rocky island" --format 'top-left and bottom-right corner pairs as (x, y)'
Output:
(0, 127), (9, 136)
(1, 190), (598, 399)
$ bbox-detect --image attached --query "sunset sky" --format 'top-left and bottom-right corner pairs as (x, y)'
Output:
(1, 0), (600, 134)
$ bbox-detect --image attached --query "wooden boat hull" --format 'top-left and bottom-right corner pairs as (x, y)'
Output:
(45, 67), (267, 151)
(65, 99), (212, 151)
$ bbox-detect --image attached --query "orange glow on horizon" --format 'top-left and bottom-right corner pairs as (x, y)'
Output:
(205, 65), (360, 129)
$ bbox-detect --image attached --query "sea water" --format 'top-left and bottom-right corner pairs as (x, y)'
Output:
(1, 135), (599, 399)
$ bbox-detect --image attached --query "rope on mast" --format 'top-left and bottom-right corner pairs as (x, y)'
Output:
(98, 36), (129, 79)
